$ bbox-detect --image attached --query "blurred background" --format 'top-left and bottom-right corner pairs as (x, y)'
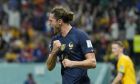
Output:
(0, 0), (140, 84)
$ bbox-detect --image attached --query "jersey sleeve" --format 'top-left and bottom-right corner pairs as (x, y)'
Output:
(78, 31), (94, 55)
(117, 59), (127, 73)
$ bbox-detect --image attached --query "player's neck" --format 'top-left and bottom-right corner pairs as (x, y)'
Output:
(60, 24), (72, 37)
(118, 53), (124, 59)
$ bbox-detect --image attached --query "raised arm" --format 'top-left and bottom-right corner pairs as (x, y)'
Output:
(46, 40), (61, 71)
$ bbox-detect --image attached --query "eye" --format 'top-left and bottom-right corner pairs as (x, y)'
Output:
(48, 19), (52, 23)
(112, 48), (118, 51)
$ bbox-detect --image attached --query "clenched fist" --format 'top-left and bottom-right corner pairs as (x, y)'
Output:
(52, 40), (61, 53)
(62, 59), (74, 68)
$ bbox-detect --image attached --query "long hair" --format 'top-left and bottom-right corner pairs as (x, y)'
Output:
(50, 6), (74, 23)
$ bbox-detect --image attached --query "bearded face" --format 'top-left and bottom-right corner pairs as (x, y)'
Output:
(53, 24), (61, 35)
(48, 13), (61, 35)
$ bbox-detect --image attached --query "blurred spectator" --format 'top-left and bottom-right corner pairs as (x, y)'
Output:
(0, 34), (9, 59)
(124, 8), (137, 57)
(125, 8), (137, 40)
(31, 2), (46, 32)
(32, 39), (47, 62)
(3, 1), (20, 28)
(5, 49), (17, 62)
(0, 4), (7, 25)
(110, 15), (119, 40)
(17, 44), (33, 63)
(2, 26), (12, 43)
(5, 38), (24, 62)
(24, 73), (36, 84)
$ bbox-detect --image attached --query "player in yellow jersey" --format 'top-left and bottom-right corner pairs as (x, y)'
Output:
(111, 41), (136, 84)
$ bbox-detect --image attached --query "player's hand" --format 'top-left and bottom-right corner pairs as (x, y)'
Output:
(52, 40), (61, 53)
(62, 59), (74, 68)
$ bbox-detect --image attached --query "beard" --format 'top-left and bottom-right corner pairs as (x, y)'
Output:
(53, 26), (60, 35)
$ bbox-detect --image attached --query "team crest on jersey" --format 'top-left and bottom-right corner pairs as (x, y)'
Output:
(69, 42), (74, 50)
(61, 44), (66, 51)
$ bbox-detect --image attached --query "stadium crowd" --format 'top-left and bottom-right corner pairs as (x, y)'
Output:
(0, 0), (140, 63)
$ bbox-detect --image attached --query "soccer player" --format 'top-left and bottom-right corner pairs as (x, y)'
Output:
(111, 41), (136, 84)
(46, 6), (96, 84)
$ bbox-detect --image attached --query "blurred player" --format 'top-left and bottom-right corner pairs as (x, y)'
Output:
(24, 73), (36, 84)
(46, 6), (96, 84)
(111, 41), (136, 84)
